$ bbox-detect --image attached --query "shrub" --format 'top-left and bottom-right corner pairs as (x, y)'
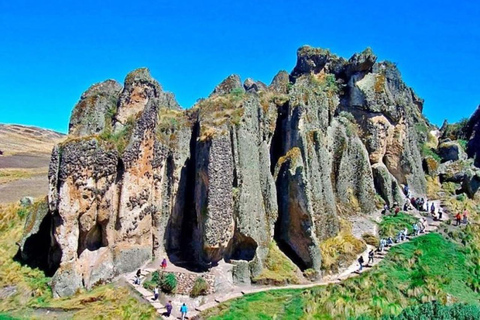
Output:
(383, 301), (480, 319)
(379, 213), (418, 238)
(362, 233), (380, 247)
(190, 277), (210, 297)
(160, 273), (177, 293)
(142, 270), (160, 291)
(303, 268), (318, 281)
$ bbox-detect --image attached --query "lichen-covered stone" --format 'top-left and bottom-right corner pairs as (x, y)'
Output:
(69, 80), (122, 136)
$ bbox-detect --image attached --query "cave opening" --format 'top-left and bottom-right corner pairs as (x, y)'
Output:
(85, 223), (104, 251)
(226, 232), (258, 262)
(15, 212), (60, 277)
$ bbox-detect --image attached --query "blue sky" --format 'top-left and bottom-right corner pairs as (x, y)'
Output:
(1, 1), (479, 133)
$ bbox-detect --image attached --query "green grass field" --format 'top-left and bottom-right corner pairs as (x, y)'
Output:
(203, 232), (480, 319)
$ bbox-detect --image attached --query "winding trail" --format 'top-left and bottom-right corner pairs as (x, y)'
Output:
(124, 200), (446, 319)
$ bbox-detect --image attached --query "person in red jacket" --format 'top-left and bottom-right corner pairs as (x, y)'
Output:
(455, 212), (462, 226)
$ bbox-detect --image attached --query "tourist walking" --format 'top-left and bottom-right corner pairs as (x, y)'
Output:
(164, 300), (173, 317)
(368, 249), (374, 265)
(379, 238), (385, 252)
(180, 303), (188, 320)
(153, 287), (159, 301)
(161, 257), (168, 270)
(413, 223), (419, 236)
(456, 212), (462, 226)
(463, 208), (469, 225)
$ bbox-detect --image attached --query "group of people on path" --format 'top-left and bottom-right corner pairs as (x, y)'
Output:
(357, 217), (429, 273)
(455, 208), (469, 226)
(132, 258), (189, 319)
(359, 184), (442, 273)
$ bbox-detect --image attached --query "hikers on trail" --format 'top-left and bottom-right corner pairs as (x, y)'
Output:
(430, 203), (436, 215)
(456, 212), (462, 226)
(368, 249), (374, 265)
(164, 300), (173, 317)
(386, 237), (393, 246)
(396, 230), (403, 243)
(413, 223), (419, 236)
(404, 184), (409, 196)
(411, 197), (417, 209)
(161, 258), (167, 270)
(382, 203), (389, 215)
(463, 208), (469, 225)
(379, 238), (386, 252)
(180, 303), (188, 320)
(153, 287), (159, 301)
(438, 209), (443, 220)
(357, 255), (364, 272)
(134, 269), (141, 285)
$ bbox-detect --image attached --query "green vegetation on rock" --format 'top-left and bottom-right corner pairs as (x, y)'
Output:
(253, 241), (299, 285)
(190, 277), (210, 297)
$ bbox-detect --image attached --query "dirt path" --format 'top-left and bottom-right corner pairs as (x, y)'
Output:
(125, 200), (448, 319)
(0, 173), (48, 204)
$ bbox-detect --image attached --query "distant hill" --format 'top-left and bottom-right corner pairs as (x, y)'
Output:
(0, 124), (65, 203)
(0, 124), (65, 156)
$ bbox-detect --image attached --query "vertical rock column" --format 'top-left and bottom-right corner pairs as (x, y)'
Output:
(195, 135), (235, 264)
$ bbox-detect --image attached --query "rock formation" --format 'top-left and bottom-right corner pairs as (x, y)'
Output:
(17, 47), (429, 296)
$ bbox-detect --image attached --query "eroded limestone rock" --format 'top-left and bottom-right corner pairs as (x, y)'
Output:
(17, 46), (431, 296)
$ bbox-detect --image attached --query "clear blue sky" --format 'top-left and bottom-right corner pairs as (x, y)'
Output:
(1, 1), (479, 133)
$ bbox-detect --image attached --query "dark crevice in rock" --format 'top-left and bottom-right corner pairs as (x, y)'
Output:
(114, 158), (125, 231)
(270, 104), (288, 174)
(166, 121), (203, 271)
(15, 213), (59, 277)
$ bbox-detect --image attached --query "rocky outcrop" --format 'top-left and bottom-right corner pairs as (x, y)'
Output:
(438, 141), (466, 162)
(465, 105), (480, 167)
(17, 48), (429, 296)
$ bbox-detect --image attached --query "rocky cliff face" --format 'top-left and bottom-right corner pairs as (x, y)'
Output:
(18, 47), (428, 296)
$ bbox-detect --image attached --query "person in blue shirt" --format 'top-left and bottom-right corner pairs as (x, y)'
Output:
(180, 303), (188, 320)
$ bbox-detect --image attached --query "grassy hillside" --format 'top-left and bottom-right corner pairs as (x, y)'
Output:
(0, 203), (157, 319)
(203, 210), (480, 319)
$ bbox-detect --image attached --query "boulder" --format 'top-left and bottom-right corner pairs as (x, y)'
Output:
(438, 141), (466, 162)
(423, 156), (439, 176)
(19, 196), (34, 207)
